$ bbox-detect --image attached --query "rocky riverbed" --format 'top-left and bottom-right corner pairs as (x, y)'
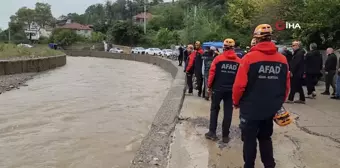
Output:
(0, 73), (36, 94)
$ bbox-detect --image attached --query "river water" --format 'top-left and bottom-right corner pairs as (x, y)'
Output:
(0, 57), (172, 168)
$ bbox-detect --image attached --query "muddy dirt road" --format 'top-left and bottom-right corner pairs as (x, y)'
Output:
(169, 91), (340, 168)
(0, 57), (171, 168)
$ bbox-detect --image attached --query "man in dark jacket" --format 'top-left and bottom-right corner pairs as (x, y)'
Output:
(233, 24), (290, 168)
(331, 54), (340, 99)
(193, 41), (204, 97)
(287, 41), (306, 104)
(322, 48), (337, 95)
(206, 38), (241, 143)
(281, 46), (293, 63)
(305, 43), (323, 98)
(184, 47), (189, 72)
(178, 45), (184, 66)
(202, 46), (216, 100)
(234, 41), (246, 58)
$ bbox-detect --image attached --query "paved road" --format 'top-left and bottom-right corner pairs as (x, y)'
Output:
(168, 86), (340, 168)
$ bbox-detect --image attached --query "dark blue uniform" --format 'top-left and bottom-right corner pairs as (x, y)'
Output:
(207, 50), (241, 138)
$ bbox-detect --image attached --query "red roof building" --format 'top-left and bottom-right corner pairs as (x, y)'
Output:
(133, 12), (153, 24)
(57, 22), (92, 37)
(58, 23), (92, 30)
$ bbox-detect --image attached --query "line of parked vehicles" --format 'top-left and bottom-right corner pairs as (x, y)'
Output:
(131, 47), (179, 60)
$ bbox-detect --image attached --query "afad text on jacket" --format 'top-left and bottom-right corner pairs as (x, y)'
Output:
(232, 41), (290, 120)
(208, 50), (241, 92)
(186, 49), (204, 74)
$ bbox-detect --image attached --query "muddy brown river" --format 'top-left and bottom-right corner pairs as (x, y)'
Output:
(0, 57), (172, 168)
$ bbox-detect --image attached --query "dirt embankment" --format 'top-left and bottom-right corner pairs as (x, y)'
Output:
(0, 73), (36, 94)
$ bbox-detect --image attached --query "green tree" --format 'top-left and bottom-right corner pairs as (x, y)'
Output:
(35, 2), (54, 27)
(91, 32), (105, 42)
(49, 29), (81, 46)
(107, 21), (143, 45)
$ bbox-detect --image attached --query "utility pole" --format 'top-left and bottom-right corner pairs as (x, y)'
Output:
(193, 5), (197, 41)
(8, 22), (11, 43)
(8, 28), (11, 43)
(143, 0), (147, 34)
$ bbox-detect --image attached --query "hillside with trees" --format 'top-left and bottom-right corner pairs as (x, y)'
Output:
(0, 0), (339, 49)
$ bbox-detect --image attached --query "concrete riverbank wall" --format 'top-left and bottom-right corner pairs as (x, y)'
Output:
(0, 55), (67, 76)
(65, 50), (186, 168)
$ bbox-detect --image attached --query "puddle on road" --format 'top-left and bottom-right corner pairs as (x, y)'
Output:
(0, 57), (172, 168)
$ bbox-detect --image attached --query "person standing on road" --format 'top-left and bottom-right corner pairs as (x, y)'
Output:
(331, 54), (340, 99)
(178, 45), (184, 66)
(193, 41), (204, 97)
(281, 46), (293, 63)
(287, 41), (306, 104)
(205, 39), (240, 143)
(234, 41), (246, 59)
(202, 46), (215, 100)
(233, 24), (290, 168)
(185, 44), (195, 95)
(322, 48), (337, 96)
(305, 43), (323, 98)
(184, 46), (190, 72)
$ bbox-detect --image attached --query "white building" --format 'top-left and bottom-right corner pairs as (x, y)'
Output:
(24, 22), (52, 40)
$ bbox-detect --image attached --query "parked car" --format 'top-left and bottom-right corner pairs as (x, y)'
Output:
(17, 43), (33, 48)
(162, 49), (174, 57)
(109, 47), (124, 53)
(145, 48), (162, 56)
(131, 47), (145, 54)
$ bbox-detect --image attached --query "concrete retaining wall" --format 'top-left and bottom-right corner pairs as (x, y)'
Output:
(0, 55), (67, 76)
(65, 50), (186, 168)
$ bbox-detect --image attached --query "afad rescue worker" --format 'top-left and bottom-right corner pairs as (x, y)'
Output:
(185, 44), (195, 94)
(234, 41), (246, 58)
(205, 39), (241, 143)
(233, 24), (290, 168)
(202, 46), (218, 100)
(186, 41), (204, 97)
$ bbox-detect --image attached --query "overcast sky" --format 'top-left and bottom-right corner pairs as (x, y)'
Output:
(0, 0), (171, 29)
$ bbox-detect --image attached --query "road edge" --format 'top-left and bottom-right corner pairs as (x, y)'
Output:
(64, 50), (186, 168)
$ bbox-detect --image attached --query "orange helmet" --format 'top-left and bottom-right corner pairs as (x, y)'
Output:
(223, 38), (235, 48)
(253, 24), (273, 38)
(274, 107), (292, 126)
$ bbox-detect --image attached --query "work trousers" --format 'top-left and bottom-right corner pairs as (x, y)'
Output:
(209, 91), (233, 137)
(178, 55), (183, 66)
(240, 117), (276, 168)
(288, 76), (305, 101)
(195, 73), (203, 95)
(305, 74), (318, 95)
(336, 75), (340, 97)
(202, 74), (209, 98)
(186, 73), (193, 93)
(325, 71), (336, 93)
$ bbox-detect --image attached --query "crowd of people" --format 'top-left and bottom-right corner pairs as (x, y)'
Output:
(281, 42), (340, 101)
(175, 23), (339, 168)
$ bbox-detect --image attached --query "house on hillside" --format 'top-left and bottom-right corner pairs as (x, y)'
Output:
(56, 19), (93, 38)
(133, 12), (153, 24)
